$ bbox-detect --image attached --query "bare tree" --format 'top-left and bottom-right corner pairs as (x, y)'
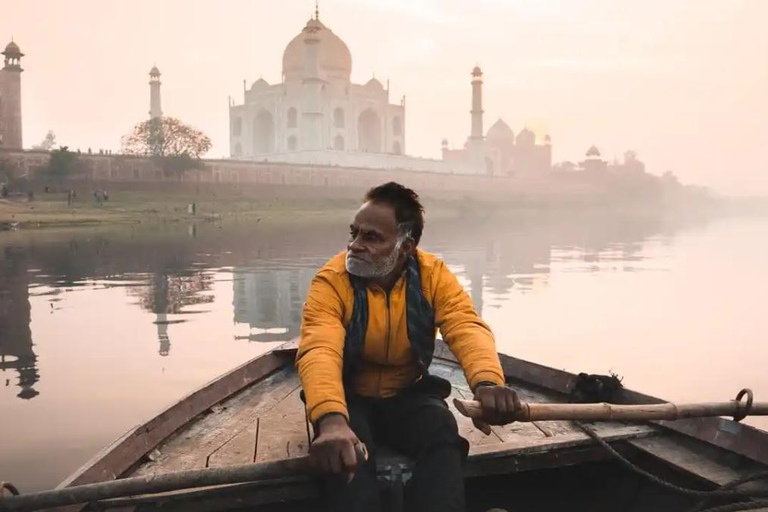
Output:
(32, 130), (57, 151)
(121, 117), (212, 158)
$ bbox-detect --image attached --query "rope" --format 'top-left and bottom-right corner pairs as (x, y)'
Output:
(1, 482), (20, 498)
(690, 472), (768, 512)
(694, 501), (768, 512)
(573, 422), (768, 512)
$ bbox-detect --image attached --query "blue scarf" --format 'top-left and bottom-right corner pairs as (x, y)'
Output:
(343, 253), (436, 381)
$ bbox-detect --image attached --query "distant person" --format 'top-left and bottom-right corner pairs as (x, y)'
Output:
(102, 189), (109, 202)
(297, 182), (519, 512)
(67, 189), (72, 206)
(1, 184), (7, 198)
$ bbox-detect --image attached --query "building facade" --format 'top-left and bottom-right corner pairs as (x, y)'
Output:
(229, 12), (405, 159)
(441, 66), (553, 177)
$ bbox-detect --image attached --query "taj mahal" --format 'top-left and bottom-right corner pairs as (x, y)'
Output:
(227, 8), (552, 177)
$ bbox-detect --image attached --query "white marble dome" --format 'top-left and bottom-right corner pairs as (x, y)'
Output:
(282, 19), (352, 82)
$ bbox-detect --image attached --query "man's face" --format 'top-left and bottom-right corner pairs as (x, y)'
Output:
(346, 201), (408, 278)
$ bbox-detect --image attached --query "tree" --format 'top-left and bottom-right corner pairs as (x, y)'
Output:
(121, 117), (212, 159)
(32, 130), (57, 151)
(41, 146), (79, 182)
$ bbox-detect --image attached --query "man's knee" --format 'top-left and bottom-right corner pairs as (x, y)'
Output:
(409, 401), (468, 458)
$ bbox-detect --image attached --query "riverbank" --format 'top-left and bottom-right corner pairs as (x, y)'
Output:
(0, 186), (730, 231)
(0, 190), (361, 230)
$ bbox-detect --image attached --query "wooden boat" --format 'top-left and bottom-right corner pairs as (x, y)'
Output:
(52, 339), (768, 512)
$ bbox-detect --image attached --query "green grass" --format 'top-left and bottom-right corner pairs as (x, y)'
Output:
(0, 190), (365, 230)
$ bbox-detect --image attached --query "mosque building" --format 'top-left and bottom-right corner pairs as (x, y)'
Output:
(441, 66), (553, 177)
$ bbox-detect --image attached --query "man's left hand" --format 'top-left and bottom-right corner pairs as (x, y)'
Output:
(473, 385), (522, 426)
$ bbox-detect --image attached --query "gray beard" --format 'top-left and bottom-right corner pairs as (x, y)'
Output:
(346, 242), (402, 278)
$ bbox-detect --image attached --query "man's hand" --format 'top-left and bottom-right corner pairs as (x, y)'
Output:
(310, 414), (362, 478)
(472, 385), (522, 434)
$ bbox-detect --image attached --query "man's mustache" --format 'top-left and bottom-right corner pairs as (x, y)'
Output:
(347, 254), (373, 263)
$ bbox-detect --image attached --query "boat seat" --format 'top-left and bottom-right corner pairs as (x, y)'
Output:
(374, 446), (415, 512)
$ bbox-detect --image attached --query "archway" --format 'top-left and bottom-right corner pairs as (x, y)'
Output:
(393, 116), (402, 136)
(287, 107), (298, 129)
(287, 136), (298, 151)
(334, 108), (345, 128)
(358, 109), (381, 153)
(234, 142), (242, 156)
(253, 111), (275, 154)
(392, 141), (402, 155)
(334, 135), (345, 151)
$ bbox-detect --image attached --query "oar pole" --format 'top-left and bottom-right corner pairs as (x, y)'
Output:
(453, 397), (768, 423)
(0, 444), (368, 512)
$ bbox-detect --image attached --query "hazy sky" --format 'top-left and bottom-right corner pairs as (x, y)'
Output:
(3, 0), (767, 194)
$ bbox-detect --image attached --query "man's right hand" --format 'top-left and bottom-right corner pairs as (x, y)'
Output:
(310, 414), (361, 476)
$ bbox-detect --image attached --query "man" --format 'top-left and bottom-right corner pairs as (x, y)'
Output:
(296, 182), (519, 512)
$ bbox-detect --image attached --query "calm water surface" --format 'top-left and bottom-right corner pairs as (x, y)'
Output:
(1, 212), (767, 491)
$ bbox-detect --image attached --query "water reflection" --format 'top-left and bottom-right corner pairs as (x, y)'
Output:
(233, 267), (315, 342)
(0, 246), (39, 399)
(0, 211), (700, 401)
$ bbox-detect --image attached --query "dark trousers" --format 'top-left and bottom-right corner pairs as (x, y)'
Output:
(326, 381), (469, 512)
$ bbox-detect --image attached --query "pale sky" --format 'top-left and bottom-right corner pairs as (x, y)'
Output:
(3, 0), (767, 195)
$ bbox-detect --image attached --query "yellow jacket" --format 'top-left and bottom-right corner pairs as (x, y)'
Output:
(296, 250), (505, 423)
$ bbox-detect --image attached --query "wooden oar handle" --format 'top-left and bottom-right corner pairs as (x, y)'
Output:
(453, 398), (529, 422)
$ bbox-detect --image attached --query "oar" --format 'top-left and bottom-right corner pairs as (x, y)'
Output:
(0, 445), (368, 512)
(453, 388), (767, 434)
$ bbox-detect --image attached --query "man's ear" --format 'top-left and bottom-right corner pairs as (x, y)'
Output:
(402, 238), (415, 258)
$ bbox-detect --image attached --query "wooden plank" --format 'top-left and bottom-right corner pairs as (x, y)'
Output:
(206, 419), (260, 468)
(628, 436), (768, 493)
(449, 386), (504, 448)
(254, 387), (311, 463)
(465, 424), (658, 478)
(131, 369), (300, 477)
(493, 351), (768, 468)
(512, 382), (581, 437)
(468, 424), (657, 459)
(454, 387), (546, 445)
(57, 350), (293, 491)
(628, 436), (743, 486)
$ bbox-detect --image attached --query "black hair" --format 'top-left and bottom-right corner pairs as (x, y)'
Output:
(364, 182), (425, 246)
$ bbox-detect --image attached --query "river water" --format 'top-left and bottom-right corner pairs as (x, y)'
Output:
(1, 211), (767, 491)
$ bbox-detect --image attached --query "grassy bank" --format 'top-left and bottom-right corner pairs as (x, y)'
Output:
(0, 190), (363, 229)
(1, 187), (725, 231)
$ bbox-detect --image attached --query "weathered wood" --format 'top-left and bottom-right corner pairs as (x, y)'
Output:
(627, 436), (768, 492)
(131, 369), (299, 477)
(206, 419), (260, 468)
(468, 424), (657, 459)
(454, 388), (545, 444)
(494, 351), (768, 467)
(1, 456), (315, 512)
(510, 380), (580, 436)
(449, 387), (503, 447)
(464, 425), (658, 477)
(57, 350), (292, 491)
(253, 387), (310, 463)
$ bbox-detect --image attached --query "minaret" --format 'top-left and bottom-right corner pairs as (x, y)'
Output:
(470, 65), (484, 142)
(0, 40), (25, 148)
(149, 65), (162, 120)
(300, 17), (324, 150)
